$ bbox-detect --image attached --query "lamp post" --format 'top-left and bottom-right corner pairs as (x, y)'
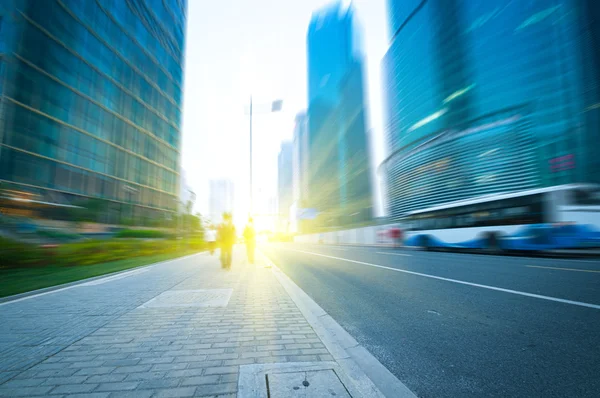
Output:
(247, 97), (283, 215)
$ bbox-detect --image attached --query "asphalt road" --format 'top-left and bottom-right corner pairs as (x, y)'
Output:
(260, 243), (600, 398)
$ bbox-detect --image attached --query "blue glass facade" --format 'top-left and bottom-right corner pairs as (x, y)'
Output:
(306, 2), (373, 229)
(278, 141), (293, 221)
(0, 0), (186, 222)
(383, 0), (600, 221)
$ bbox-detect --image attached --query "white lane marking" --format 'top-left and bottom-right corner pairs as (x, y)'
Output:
(526, 265), (600, 274)
(0, 252), (204, 306)
(289, 249), (600, 310)
(376, 252), (412, 257)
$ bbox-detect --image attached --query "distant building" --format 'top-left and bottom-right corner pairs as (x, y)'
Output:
(291, 112), (309, 233)
(306, 1), (373, 230)
(382, 0), (600, 221)
(178, 169), (194, 213)
(0, 0), (186, 224)
(209, 179), (234, 224)
(292, 112), (309, 206)
(278, 141), (293, 231)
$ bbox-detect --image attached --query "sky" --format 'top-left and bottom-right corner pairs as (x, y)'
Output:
(180, 0), (389, 226)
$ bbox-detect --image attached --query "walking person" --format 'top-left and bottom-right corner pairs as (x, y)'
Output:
(217, 213), (236, 269)
(206, 226), (217, 255)
(243, 217), (256, 264)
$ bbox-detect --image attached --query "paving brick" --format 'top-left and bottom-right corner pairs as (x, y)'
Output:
(0, 378), (44, 388)
(194, 382), (237, 396)
(240, 351), (271, 359)
(42, 375), (88, 385)
(219, 373), (239, 383)
(153, 387), (197, 397)
(256, 344), (283, 351)
(211, 342), (240, 349)
(103, 359), (141, 367)
(285, 343), (311, 350)
(66, 393), (110, 398)
(123, 372), (167, 381)
(179, 375), (220, 386)
(186, 361), (223, 370)
(86, 374), (128, 383)
(136, 378), (181, 389)
(255, 356), (287, 364)
(113, 365), (153, 374)
(138, 357), (175, 365)
(286, 355), (319, 362)
(50, 383), (99, 394)
(270, 349), (300, 356)
(193, 348), (225, 355)
(182, 344), (211, 350)
(108, 391), (153, 398)
(203, 366), (237, 375)
(1, 384), (52, 396)
(300, 348), (330, 355)
(74, 367), (117, 376)
(165, 369), (205, 378)
(150, 363), (188, 372)
(221, 358), (254, 366)
(96, 381), (140, 392)
(37, 369), (80, 378)
(319, 354), (335, 361)
(173, 355), (208, 363)
(206, 353), (239, 360)
(268, 339), (295, 345)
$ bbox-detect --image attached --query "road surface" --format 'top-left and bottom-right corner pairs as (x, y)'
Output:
(261, 243), (600, 398)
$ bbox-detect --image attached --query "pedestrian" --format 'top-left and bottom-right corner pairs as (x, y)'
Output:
(217, 212), (236, 269)
(205, 227), (217, 255)
(243, 217), (256, 264)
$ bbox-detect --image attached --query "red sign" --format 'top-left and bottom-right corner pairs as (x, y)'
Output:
(549, 154), (575, 172)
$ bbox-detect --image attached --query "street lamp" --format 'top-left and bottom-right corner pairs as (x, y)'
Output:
(247, 97), (283, 215)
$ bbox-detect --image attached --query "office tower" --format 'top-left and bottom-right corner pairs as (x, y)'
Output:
(292, 112), (309, 207)
(382, 0), (600, 220)
(209, 179), (234, 224)
(278, 140), (293, 230)
(0, 0), (186, 223)
(306, 1), (373, 229)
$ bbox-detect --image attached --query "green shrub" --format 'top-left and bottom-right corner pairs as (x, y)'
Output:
(0, 236), (203, 268)
(115, 229), (174, 239)
(0, 237), (43, 267)
(36, 230), (80, 241)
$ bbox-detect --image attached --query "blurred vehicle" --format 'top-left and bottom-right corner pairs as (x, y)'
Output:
(402, 184), (600, 252)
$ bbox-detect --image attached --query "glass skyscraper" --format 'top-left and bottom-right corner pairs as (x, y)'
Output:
(0, 0), (186, 223)
(306, 1), (373, 230)
(382, 0), (600, 221)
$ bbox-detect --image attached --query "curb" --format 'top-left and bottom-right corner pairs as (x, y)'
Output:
(0, 251), (206, 305)
(259, 250), (416, 398)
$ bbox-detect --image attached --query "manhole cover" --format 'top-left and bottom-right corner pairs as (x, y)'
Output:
(138, 289), (233, 308)
(238, 362), (359, 398)
(268, 369), (351, 398)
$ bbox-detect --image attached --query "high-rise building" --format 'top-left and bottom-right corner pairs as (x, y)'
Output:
(292, 112), (309, 207)
(0, 0), (186, 223)
(382, 0), (600, 221)
(209, 179), (234, 224)
(277, 141), (293, 230)
(306, 1), (373, 229)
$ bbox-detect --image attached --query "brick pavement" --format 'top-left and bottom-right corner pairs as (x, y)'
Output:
(0, 248), (334, 397)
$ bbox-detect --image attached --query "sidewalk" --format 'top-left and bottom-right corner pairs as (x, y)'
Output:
(0, 247), (412, 397)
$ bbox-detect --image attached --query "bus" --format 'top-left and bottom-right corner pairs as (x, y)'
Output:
(402, 184), (600, 252)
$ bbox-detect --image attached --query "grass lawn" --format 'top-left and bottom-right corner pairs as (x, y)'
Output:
(0, 250), (201, 298)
